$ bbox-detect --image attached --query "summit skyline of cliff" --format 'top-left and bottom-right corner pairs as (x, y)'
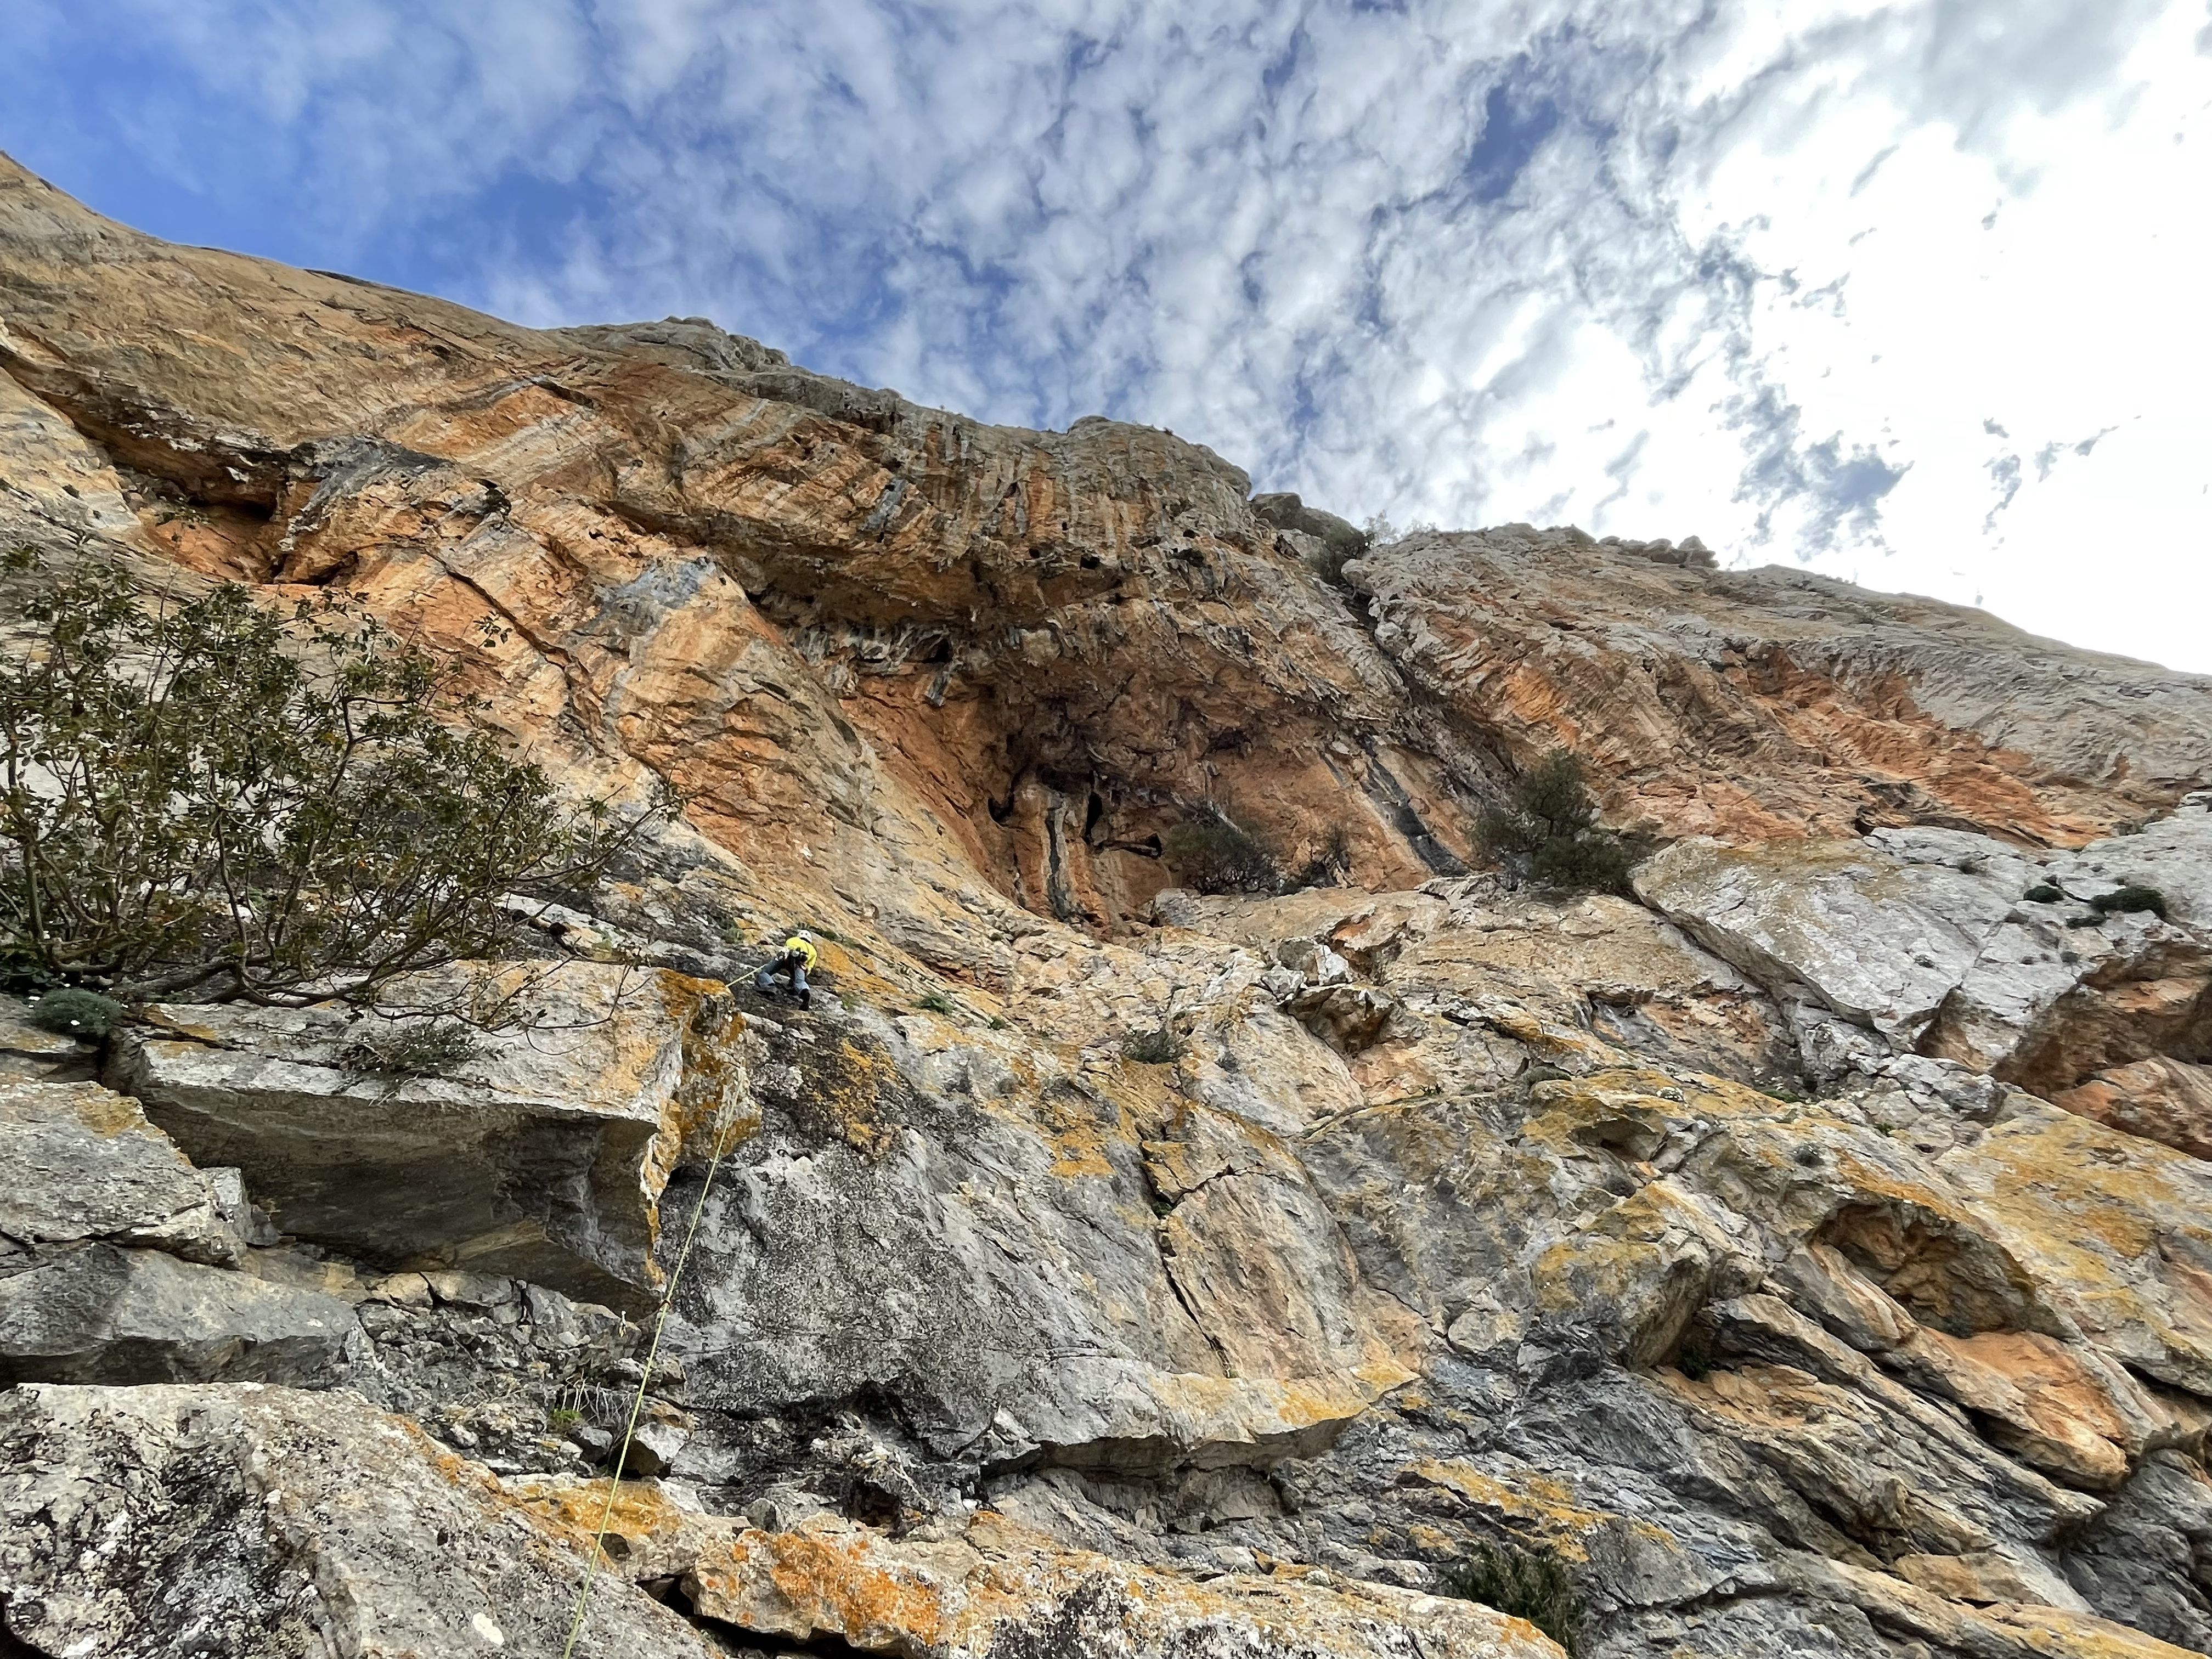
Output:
(10, 0), (2210, 674)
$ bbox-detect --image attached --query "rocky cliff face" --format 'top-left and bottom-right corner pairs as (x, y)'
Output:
(4, 152), (2212, 1659)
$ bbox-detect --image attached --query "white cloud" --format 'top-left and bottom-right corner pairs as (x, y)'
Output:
(14, 0), (2211, 669)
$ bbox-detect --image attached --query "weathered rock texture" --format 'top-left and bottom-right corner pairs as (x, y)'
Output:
(1356, 524), (2212, 847)
(6, 151), (2212, 1659)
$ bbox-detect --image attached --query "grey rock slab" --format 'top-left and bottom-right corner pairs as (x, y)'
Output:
(1636, 832), (2033, 1042)
(0, 1077), (239, 1263)
(0, 1243), (354, 1384)
(0, 1381), (724, 1657)
(2048, 801), (2212, 931)
(104, 963), (737, 1311)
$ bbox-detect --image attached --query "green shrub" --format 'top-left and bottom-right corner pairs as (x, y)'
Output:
(1441, 1543), (1585, 1656)
(0, 551), (678, 1014)
(1122, 1028), (1187, 1065)
(916, 991), (958, 1017)
(2021, 883), (2065, 904)
(1309, 524), (1370, 589)
(1164, 815), (1282, 896)
(2091, 884), (2168, 920)
(1479, 752), (1645, 896)
(337, 1021), (486, 1078)
(1288, 825), (1353, 890)
(26, 987), (126, 1039)
(1674, 1331), (1715, 1382)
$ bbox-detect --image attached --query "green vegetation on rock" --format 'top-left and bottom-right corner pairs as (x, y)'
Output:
(1164, 814), (1283, 896)
(1441, 1542), (1585, 1656)
(1479, 751), (1647, 896)
(0, 551), (677, 1013)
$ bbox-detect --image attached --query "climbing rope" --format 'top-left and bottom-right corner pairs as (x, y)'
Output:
(558, 1097), (744, 1658)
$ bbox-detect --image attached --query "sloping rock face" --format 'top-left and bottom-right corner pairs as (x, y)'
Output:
(104, 965), (742, 1311)
(1355, 524), (2212, 847)
(0, 1383), (724, 1656)
(7, 152), (2212, 1659)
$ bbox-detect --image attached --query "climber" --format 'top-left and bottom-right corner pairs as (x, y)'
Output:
(755, 930), (818, 1009)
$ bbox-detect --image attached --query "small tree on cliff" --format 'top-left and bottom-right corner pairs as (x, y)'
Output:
(0, 551), (678, 1012)
(1478, 751), (1646, 896)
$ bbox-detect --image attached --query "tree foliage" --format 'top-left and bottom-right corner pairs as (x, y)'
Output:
(1441, 1543), (1585, 1656)
(0, 552), (677, 1011)
(1477, 751), (1646, 895)
(1164, 814), (1283, 896)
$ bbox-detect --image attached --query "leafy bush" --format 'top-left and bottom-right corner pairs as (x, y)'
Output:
(1478, 752), (1645, 896)
(0, 552), (678, 1013)
(1441, 1543), (1585, 1656)
(1122, 1028), (1187, 1065)
(1163, 814), (1281, 896)
(336, 1020), (487, 1079)
(26, 987), (125, 1039)
(916, 991), (958, 1017)
(2021, 883), (2065, 904)
(1288, 825), (1353, 890)
(2091, 884), (2168, 920)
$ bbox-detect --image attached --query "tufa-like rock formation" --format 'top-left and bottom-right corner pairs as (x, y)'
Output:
(3, 151), (2212, 1657)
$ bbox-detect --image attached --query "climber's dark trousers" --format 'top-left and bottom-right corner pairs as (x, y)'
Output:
(756, 961), (810, 1004)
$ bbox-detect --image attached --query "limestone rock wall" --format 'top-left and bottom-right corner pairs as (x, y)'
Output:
(7, 150), (2212, 1658)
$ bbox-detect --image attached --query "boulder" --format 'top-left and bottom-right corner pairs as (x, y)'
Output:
(105, 966), (745, 1310)
(682, 1510), (1564, 1659)
(1633, 830), (2028, 1043)
(2052, 1055), (2212, 1161)
(0, 1243), (354, 1385)
(0, 1077), (240, 1264)
(0, 1383), (722, 1657)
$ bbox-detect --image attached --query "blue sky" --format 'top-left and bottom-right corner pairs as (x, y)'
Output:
(7, 1), (2211, 670)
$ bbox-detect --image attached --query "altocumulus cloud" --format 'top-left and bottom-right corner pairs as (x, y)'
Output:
(9, 0), (2211, 669)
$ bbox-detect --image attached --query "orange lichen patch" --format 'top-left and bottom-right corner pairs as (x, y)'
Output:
(1935, 1108), (2212, 1387)
(61, 1086), (146, 1139)
(507, 1476), (709, 1575)
(686, 1512), (1565, 1658)
(698, 1523), (958, 1649)
(1826, 1558), (2203, 1658)
(652, 969), (756, 1156)
(1403, 1459), (1682, 1565)
(1475, 1003), (1615, 1062)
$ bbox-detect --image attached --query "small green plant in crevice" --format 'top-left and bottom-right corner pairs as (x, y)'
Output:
(1478, 751), (1647, 897)
(2021, 882), (2066, 905)
(1163, 814), (1282, 896)
(2091, 884), (2169, 920)
(1673, 1330), (1716, 1383)
(1288, 823), (1354, 891)
(915, 991), (959, 1018)
(1440, 1542), (1585, 1656)
(336, 1021), (487, 1080)
(546, 1406), (582, 1431)
(1122, 1028), (1187, 1065)
(1793, 1142), (1827, 1169)
(26, 987), (126, 1040)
